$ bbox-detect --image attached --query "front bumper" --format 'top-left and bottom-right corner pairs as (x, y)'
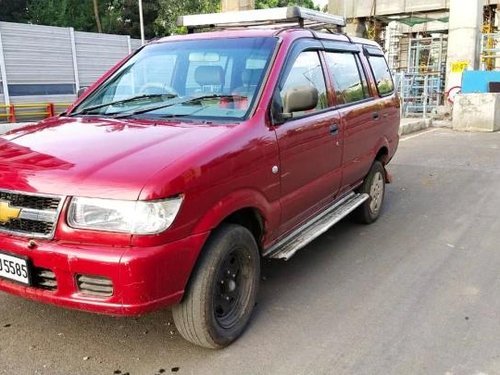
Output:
(0, 232), (208, 316)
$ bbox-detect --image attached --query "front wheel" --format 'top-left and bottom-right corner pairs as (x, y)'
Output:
(172, 224), (260, 349)
(353, 161), (386, 224)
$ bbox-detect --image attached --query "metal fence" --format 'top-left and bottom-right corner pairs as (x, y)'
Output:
(395, 72), (444, 118)
(389, 34), (447, 118)
(0, 21), (141, 121)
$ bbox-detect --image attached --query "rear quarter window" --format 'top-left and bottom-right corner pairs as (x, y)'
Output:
(368, 55), (394, 96)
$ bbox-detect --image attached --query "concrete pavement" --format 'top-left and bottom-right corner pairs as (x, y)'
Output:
(0, 128), (499, 374)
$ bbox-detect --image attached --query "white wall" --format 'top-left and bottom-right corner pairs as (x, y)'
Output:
(0, 21), (141, 109)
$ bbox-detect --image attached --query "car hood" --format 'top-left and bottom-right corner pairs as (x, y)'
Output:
(0, 117), (233, 200)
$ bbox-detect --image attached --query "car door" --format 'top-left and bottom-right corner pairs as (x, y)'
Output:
(322, 44), (380, 193)
(363, 47), (400, 148)
(271, 43), (343, 235)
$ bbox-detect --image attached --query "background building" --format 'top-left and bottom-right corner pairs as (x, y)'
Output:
(1, 0), (497, 122)
(329, 0), (499, 116)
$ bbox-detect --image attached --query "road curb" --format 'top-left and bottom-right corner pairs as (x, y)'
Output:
(399, 118), (433, 136)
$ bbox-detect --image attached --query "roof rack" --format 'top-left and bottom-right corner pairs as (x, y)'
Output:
(177, 6), (346, 32)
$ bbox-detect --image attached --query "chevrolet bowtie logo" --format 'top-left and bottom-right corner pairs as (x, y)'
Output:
(0, 200), (21, 224)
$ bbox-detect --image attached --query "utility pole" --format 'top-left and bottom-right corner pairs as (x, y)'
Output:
(139, 0), (145, 45)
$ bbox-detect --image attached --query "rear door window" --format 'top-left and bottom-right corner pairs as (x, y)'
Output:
(368, 55), (395, 96)
(324, 52), (370, 105)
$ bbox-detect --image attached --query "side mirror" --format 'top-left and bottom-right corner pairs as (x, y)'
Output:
(283, 86), (318, 115)
(77, 87), (89, 98)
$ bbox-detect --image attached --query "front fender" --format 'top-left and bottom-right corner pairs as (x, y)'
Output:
(192, 188), (281, 245)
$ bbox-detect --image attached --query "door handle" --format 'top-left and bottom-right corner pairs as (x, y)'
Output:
(329, 124), (339, 135)
(372, 112), (380, 120)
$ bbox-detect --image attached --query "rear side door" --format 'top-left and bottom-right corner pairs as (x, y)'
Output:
(363, 47), (400, 155)
(271, 41), (343, 235)
(322, 43), (380, 192)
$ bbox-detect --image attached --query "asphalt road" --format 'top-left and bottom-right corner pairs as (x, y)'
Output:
(1, 128), (500, 375)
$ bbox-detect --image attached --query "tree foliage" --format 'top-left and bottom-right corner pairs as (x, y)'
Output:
(156, 0), (220, 36)
(0, 0), (318, 39)
(26, 0), (96, 30)
(256, 0), (319, 11)
(0, 0), (29, 22)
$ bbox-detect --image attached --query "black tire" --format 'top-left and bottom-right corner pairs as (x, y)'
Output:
(353, 161), (386, 224)
(172, 224), (260, 349)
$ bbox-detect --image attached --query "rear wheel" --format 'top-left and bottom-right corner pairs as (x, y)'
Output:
(353, 161), (386, 224)
(172, 224), (260, 349)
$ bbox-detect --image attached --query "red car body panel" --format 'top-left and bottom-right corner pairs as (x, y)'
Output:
(0, 230), (208, 315)
(0, 28), (399, 315)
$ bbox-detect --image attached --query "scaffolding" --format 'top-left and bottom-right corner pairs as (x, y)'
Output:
(397, 73), (442, 117)
(480, 33), (500, 70)
(482, 3), (497, 70)
(384, 22), (403, 72)
(396, 35), (447, 117)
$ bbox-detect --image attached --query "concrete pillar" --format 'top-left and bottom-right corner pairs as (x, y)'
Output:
(445, 0), (483, 92)
(221, 0), (254, 12)
(345, 18), (367, 38)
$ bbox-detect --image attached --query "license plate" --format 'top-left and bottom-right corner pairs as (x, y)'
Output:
(0, 252), (30, 285)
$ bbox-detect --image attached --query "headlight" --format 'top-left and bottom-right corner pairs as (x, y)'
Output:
(67, 196), (183, 234)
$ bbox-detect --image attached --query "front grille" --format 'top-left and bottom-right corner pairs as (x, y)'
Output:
(33, 268), (57, 291)
(0, 190), (62, 238)
(2, 218), (54, 236)
(0, 191), (60, 210)
(76, 275), (114, 298)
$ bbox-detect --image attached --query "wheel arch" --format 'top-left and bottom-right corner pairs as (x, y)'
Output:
(221, 208), (265, 247)
(180, 192), (272, 303)
(375, 146), (389, 164)
(192, 188), (279, 249)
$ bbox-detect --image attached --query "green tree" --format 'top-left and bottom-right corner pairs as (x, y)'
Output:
(27, 0), (96, 30)
(12, 0), (321, 40)
(156, 0), (220, 35)
(0, 0), (29, 22)
(107, 0), (162, 38)
(256, 0), (319, 11)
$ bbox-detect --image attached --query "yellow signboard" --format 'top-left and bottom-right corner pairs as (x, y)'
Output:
(451, 61), (469, 73)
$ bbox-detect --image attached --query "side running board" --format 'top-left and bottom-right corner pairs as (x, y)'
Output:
(264, 192), (369, 260)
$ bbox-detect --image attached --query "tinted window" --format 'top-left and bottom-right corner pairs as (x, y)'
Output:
(368, 55), (394, 96)
(325, 52), (369, 105)
(280, 51), (327, 117)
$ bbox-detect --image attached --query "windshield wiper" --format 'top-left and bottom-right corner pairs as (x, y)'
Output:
(69, 93), (177, 117)
(113, 94), (248, 119)
(180, 94), (248, 105)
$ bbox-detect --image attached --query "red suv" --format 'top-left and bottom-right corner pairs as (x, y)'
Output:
(0, 8), (399, 348)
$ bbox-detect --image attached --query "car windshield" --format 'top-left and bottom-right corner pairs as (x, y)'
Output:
(72, 37), (277, 121)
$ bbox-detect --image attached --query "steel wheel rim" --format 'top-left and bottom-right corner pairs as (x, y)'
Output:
(369, 171), (384, 214)
(213, 249), (249, 329)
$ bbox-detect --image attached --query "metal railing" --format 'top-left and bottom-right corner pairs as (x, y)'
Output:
(0, 102), (71, 123)
(395, 72), (444, 118)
